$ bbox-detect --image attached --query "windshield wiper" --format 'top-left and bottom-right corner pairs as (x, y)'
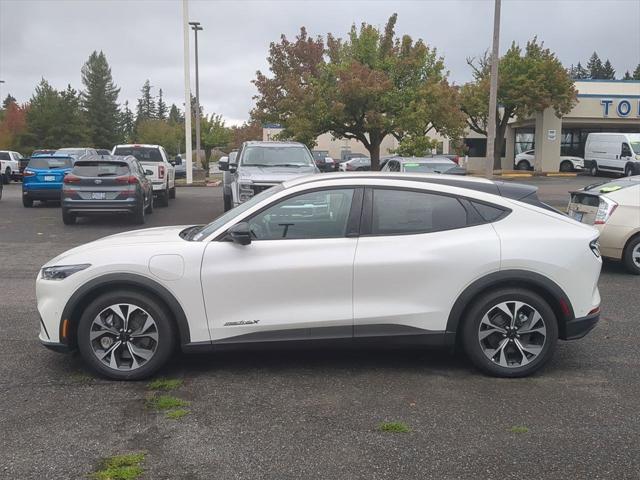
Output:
(272, 163), (308, 167)
(243, 163), (273, 167)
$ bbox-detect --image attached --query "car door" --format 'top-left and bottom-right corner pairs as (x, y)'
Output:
(201, 187), (363, 343)
(353, 187), (501, 337)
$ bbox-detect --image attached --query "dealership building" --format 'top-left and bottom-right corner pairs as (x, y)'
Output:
(263, 80), (640, 171)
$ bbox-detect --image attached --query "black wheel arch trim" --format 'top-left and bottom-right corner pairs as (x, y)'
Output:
(59, 272), (191, 348)
(446, 269), (575, 338)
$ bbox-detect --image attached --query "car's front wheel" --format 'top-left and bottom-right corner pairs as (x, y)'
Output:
(3, 167), (10, 184)
(77, 290), (175, 380)
(622, 236), (640, 275)
(461, 288), (558, 377)
(560, 160), (573, 172)
(22, 195), (33, 207)
(515, 160), (530, 171)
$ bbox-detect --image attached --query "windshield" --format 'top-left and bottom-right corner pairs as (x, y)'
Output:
(241, 146), (313, 167)
(28, 157), (73, 169)
(192, 184), (285, 240)
(73, 161), (130, 177)
(630, 141), (640, 154)
(402, 162), (454, 173)
(56, 149), (84, 158)
(113, 146), (163, 162)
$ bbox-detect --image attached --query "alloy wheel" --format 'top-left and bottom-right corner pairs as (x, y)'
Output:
(632, 244), (640, 269)
(478, 301), (547, 368)
(89, 303), (159, 371)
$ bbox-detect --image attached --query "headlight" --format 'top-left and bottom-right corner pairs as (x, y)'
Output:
(238, 182), (254, 203)
(41, 264), (91, 280)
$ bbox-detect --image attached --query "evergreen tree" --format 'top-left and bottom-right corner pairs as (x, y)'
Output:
(601, 59), (616, 80)
(2, 94), (16, 110)
(168, 103), (183, 124)
(586, 52), (604, 79)
(623, 70), (632, 80)
(633, 64), (640, 80)
(59, 85), (89, 145)
(157, 88), (167, 120)
(120, 100), (135, 142)
(573, 62), (589, 80)
(81, 51), (121, 148)
(135, 80), (156, 124)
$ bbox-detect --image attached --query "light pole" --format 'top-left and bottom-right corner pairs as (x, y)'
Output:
(189, 21), (203, 170)
(182, 0), (193, 184)
(485, 0), (501, 177)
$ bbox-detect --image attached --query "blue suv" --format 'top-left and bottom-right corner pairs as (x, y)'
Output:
(22, 154), (74, 207)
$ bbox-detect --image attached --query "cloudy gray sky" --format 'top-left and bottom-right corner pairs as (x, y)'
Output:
(1, 0), (638, 125)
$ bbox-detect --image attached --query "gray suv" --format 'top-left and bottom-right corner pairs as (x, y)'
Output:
(220, 141), (320, 211)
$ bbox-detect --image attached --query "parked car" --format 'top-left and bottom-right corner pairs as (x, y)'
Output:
(339, 156), (371, 171)
(112, 144), (176, 206)
(585, 133), (640, 177)
(22, 154), (74, 207)
(567, 176), (640, 274)
(54, 148), (98, 162)
(381, 156), (466, 175)
(0, 150), (23, 183)
(38, 172), (601, 380)
(515, 150), (584, 172)
(219, 141), (319, 211)
(61, 155), (153, 225)
(22, 150), (56, 175)
(381, 154), (462, 170)
(0, 176), (3, 200)
(312, 150), (335, 172)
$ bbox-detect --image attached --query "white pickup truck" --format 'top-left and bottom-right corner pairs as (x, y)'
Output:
(0, 150), (23, 184)
(112, 144), (175, 206)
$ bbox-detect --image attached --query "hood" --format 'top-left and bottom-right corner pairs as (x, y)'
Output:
(44, 225), (191, 266)
(239, 165), (317, 183)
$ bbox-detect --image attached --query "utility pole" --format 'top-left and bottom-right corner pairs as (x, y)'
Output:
(485, 0), (501, 178)
(189, 21), (203, 170)
(182, 0), (193, 184)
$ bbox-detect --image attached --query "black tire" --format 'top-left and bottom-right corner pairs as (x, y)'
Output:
(622, 235), (640, 275)
(624, 164), (634, 177)
(156, 186), (169, 207)
(76, 290), (176, 380)
(22, 195), (33, 208)
(461, 288), (558, 378)
(516, 160), (531, 171)
(145, 193), (153, 214)
(559, 160), (573, 172)
(223, 190), (232, 212)
(62, 208), (76, 225)
(2, 168), (10, 184)
(169, 186), (176, 199)
(590, 162), (599, 176)
(133, 197), (146, 224)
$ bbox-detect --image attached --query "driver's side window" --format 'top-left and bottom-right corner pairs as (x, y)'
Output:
(621, 143), (632, 158)
(248, 188), (355, 240)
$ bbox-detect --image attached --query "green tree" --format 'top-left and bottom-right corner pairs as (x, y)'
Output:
(2, 94), (16, 110)
(586, 52), (604, 79)
(81, 51), (121, 148)
(623, 70), (632, 80)
(135, 119), (183, 156)
(568, 62), (588, 80)
(157, 88), (167, 120)
(229, 119), (262, 150)
(168, 103), (183, 124)
(136, 80), (156, 125)
(253, 14), (463, 170)
(601, 59), (616, 80)
(633, 64), (640, 80)
(201, 113), (232, 165)
(460, 38), (577, 167)
(120, 100), (135, 142)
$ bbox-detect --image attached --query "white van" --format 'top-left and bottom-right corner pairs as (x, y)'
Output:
(584, 133), (640, 177)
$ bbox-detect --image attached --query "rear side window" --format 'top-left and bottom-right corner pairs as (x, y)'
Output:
(28, 157), (73, 169)
(0, 152), (10, 160)
(73, 162), (130, 177)
(470, 201), (506, 222)
(371, 189), (468, 235)
(113, 147), (162, 162)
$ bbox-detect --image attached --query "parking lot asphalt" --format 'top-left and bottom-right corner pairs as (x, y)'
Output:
(1, 178), (639, 479)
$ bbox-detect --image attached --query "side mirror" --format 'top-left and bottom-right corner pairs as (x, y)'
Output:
(169, 160), (176, 166)
(174, 155), (182, 165)
(218, 159), (229, 171)
(229, 163), (237, 173)
(228, 222), (252, 245)
(145, 169), (154, 176)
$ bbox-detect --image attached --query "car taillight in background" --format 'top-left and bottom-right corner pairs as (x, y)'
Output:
(451, 156), (460, 165)
(116, 175), (138, 185)
(63, 174), (81, 184)
(158, 165), (165, 179)
(23, 170), (36, 177)
(345, 163), (355, 171)
(594, 197), (617, 225)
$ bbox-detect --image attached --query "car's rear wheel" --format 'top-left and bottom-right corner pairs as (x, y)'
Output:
(590, 162), (599, 176)
(516, 160), (530, 171)
(77, 290), (175, 380)
(62, 209), (76, 225)
(169, 186), (176, 199)
(133, 198), (146, 224)
(157, 186), (169, 207)
(145, 194), (153, 214)
(3, 167), (10, 184)
(22, 195), (33, 208)
(622, 236), (640, 275)
(560, 160), (573, 172)
(461, 288), (558, 377)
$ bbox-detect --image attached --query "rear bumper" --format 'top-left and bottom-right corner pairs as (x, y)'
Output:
(560, 309), (600, 340)
(62, 198), (138, 213)
(23, 188), (62, 200)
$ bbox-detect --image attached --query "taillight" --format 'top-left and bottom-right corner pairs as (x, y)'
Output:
(589, 239), (601, 258)
(594, 197), (617, 225)
(451, 156), (460, 165)
(158, 165), (165, 179)
(346, 163), (354, 171)
(63, 174), (81, 184)
(23, 170), (35, 177)
(116, 175), (138, 184)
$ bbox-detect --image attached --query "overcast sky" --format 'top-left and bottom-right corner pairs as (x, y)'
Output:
(1, 0), (639, 125)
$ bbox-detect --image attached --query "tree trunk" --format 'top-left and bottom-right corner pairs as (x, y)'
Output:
(367, 138), (382, 171)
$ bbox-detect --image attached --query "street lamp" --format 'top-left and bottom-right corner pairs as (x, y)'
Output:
(189, 21), (203, 169)
(485, 0), (501, 177)
(182, 0), (193, 184)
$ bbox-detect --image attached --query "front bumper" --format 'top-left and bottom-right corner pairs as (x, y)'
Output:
(560, 309), (600, 340)
(40, 338), (72, 353)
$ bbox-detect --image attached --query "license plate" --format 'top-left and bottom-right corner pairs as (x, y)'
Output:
(44, 175), (55, 181)
(91, 192), (106, 200)
(570, 210), (583, 222)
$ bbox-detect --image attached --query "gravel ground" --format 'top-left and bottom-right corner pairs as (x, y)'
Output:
(1, 177), (639, 479)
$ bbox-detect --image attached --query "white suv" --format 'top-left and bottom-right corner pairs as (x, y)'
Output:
(0, 150), (23, 183)
(112, 144), (175, 206)
(37, 173), (601, 380)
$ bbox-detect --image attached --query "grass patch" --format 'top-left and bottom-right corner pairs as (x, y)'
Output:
(90, 452), (145, 480)
(378, 421), (410, 433)
(509, 425), (529, 434)
(165, 408), (190, 420)
(146, 395), (189, 411)
(147, 378), (183, 391)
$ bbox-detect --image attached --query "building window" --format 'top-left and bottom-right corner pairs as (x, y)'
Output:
(463, 138), (506, 157)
